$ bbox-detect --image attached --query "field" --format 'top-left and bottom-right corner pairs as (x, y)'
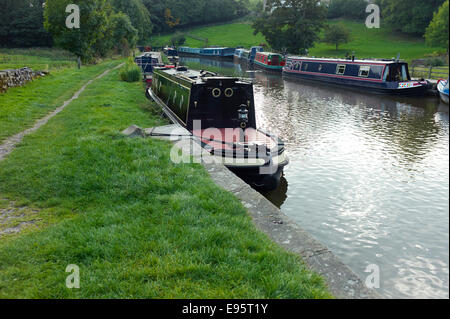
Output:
(0, 48), (77, 71)
(0, 48), (123, 142)
(0, 58), (331, 298)
(151, 20), (447, 62)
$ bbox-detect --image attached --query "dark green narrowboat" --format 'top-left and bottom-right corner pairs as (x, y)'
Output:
(147, 66), (289, 190)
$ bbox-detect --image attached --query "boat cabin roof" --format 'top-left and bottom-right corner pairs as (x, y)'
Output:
(257, 52), (283, 57)
(287, 56), (406, 66)
(155, 67), (241, 85)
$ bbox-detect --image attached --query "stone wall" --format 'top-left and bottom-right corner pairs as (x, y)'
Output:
(0, 68), (47, 94)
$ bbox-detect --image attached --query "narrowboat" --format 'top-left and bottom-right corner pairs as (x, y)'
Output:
(178, 47), (202, 56)
(283, 56), (429, 96)
(147, 66), (289, 190)
(134, 52), (163, 74)
(178, 46), (235, 59)
(234, 49), (245, 62)
(254, 52), (286, 72)
(199, 47), (235, 59)
(247, 46), (264, 64)
(437, 78), (449, 104)
(163, 47), (179, 62)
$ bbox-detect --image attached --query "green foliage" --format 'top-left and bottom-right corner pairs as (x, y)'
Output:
(0, 0), (52, 47)
(0, 67), (332, 299)
(119, 60), (141, 82)
(425, 0), (449, 50)
(425, 57), (446, 67)
(44, 0), (113, 62)
(310, 20), (445, 62)
(110, 13), (139, 57)
(252, 0), (327, 54)
(326, 0), (368, 20)
(143, 0), (249, 34)
(322, 23), (352, 50)
(170, 34), (186, 46)
(44, 0), (139, 62)
(376, 0), (446, 36)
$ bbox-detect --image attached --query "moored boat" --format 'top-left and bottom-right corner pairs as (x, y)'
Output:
(254, 52), (286, 72)
(234, 48), (245, 62)
(178, 46), (235, 59)
(163, 47), (179, 62)
(437, 78), (449, 104)
(147, 66), (289, 190)
(134, 51), (163, 74)
(283, 56), (429, 96)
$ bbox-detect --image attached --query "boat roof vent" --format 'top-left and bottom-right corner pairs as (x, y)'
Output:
(176, 66), (188, 72)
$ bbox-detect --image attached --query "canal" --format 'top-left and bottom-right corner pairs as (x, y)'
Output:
(180, 57), (449, 299)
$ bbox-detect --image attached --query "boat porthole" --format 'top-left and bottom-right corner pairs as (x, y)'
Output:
(224, 88), (234, 98)
(240, 122), (247, 129)
(212, 88), (221, 98)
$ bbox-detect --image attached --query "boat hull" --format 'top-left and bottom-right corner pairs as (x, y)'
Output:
(283, 71), (428, 96)
(147, 85), (287, 191)
(440, 92), (449, 104)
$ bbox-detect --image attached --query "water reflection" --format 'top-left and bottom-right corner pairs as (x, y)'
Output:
(180, 57), (449, 299)
(263, 175), (288, 208)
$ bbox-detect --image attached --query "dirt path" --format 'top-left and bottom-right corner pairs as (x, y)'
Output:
(0, 63), (124, 162)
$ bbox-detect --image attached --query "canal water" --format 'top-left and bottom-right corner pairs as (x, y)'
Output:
(180, 57), (449, 299)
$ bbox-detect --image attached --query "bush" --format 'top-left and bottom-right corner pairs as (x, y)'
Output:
(119, 61), (141, 82)
(426, 57), (446, 67)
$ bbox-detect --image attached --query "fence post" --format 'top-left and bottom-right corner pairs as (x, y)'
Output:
(429, 66), (432, 79)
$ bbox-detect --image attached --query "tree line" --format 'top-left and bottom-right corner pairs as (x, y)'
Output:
(0, 0), (249, 61)
(253, 0), (448, 54)
(0, 0), (447, 61)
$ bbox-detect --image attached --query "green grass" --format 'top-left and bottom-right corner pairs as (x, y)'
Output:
(152, 20), (447, 62)
(151, 22), (266, 48)
(0, 60), (123, 142)
(0, 67), (331, 298)
(0, 48), (77, 71)
(310, 20), (447, 62)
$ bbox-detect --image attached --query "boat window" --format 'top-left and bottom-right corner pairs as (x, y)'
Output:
(336, 64), (346, 75)
(304, 63), (308, 71)
(383, 67), (389, 81)
(294, 63), (301, 71)
(359, 66), (371, 77)
(318, 64), (323, 72)
(402, 65), (410, 81)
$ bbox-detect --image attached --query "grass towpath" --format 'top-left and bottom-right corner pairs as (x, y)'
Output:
(0, 59), (123, 142)
(0, 67), (332, 298)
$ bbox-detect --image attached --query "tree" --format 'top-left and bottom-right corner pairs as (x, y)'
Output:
(164, 8), (180, 29)
(327, 0), (368, 20)
(376, 0), (445, 36)
(425, 0), (449, 51)
(44, 0), (114, 62)
(110, 13), (139, 57)
(252, 0), (327, 54)
(112, 0), (152, 41)
(323, 24), (351, 50)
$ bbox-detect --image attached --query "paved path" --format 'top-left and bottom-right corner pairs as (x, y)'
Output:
(0, 63), (124, 162)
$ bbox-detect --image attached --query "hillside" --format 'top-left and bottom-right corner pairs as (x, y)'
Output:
(151, 19), (447, 62)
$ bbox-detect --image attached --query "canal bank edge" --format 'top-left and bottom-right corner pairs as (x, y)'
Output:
(122, 124), (382, 299)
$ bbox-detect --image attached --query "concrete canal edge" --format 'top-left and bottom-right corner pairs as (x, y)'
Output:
(123, 124), (382, 299)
